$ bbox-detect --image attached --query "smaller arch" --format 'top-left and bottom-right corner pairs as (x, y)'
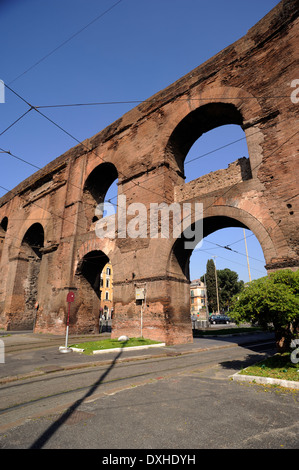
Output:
(22, 222), (44, 258)
(75, 249), (112, 334)
(0, 217), (8, 232)
(83, 162), (118, 228)
(7, 223), (45, 331)
(76, 250), (109, 294)
(166, 102), (244, 176)
(167, 207), (281, 283)
(0, 217), (8, 264)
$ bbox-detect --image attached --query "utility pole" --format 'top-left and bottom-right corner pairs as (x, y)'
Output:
(243, 229), (252, 282)
(212, 256), (220, 314)
(204, 274), (210, 327)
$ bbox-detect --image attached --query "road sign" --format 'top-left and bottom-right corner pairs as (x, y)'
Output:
(60, 291), (75, 353)
(67, 291), (75, 303)
(135, 288), (145, 300)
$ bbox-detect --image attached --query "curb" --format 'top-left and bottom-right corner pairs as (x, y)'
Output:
(64, 342), (166, 355)
(92, 343), (166, 354)
(230, 371), (299, 390)
(0, 343), (235, 385)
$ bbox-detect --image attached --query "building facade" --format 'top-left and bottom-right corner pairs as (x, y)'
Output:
(190, 279), (207, 320)
(100, 262), (113, 320)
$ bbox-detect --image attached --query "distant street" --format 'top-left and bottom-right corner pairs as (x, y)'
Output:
(0, 331), (298, 450)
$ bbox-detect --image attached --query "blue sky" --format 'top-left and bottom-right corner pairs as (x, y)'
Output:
(0, 0), (280, 282)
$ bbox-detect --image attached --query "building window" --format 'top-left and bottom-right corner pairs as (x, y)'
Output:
(106, 267), (111, 275)
(105, 291), (109, 300)
(106, 279), (110, 288)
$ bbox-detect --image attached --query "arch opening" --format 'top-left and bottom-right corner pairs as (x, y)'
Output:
(75, 250), (113, 333)
(0, 217), (8, 262)
(166, 102), (252, 183)
(168, 215), (267, 330)
(9, 223), (45, 331)
(83, 162), (118, 228)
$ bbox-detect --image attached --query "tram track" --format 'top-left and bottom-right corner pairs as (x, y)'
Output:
(0, 341), (275, 420)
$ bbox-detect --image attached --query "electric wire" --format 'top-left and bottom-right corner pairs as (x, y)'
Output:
(7, 0), (125, 86)
(1, 86), (298, 279)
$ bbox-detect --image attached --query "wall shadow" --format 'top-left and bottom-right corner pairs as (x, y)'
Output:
(29, 344), (126, 449)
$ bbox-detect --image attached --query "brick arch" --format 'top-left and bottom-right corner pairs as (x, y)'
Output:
(167, 203), (284, 282)
(5, 222), (46, 331)
(162, 85), (263, 176)
(74, 238), (116, 277)
(0, 217), (8, 264)
(9, 208), (53, 256)
(82, 161), (118, 229)
(73, 239), (116, 334)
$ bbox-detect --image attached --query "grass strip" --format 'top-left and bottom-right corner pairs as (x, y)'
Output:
(70, 337), (162, 355)
(240, 353), (299, 382)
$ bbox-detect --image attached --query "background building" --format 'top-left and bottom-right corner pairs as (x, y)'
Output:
(100, 262), (113, 320)
(190, 279), (207, 320)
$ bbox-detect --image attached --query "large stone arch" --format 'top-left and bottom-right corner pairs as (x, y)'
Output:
(68, 238), (116, 334)
(6, 222), (45, 330)
(157, 86), (263, 179)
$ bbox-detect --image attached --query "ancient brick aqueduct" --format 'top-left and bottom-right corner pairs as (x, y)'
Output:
(0, 0), (298, 344)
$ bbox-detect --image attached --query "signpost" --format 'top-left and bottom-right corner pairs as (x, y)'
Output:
(135, 286), (146, 338)
(59, 291), (75, 353)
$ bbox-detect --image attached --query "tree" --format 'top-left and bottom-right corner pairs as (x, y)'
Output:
(201, 263), (243, 313)
(230, 269), (299, 352)
(217, 268), (244, 311)
(203, 259), (218, 313)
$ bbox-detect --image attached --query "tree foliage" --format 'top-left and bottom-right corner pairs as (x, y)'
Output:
(201, 262), (243, 313)
(230, 269), (299, 352)
(204, 259), (218, 313)
(217, 268), (244, 310)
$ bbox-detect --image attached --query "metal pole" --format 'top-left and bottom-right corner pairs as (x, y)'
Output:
(204, 274), (209, 326)
(65, 301), (70, 349)
(141, 300), (143, 338)
(213, 256), (220, 314)
(243, 229), (252, 282)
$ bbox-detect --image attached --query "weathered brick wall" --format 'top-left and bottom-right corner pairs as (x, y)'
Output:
(0, 0), (298, 344)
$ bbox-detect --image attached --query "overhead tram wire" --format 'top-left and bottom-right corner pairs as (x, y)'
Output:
(192, 247), (266, 275)
(2, 83), (298, 213)
(0, 180), (135, 274)
(1, 128), (297, 277)
(0, 108), (33, 138)
(35, 95), (291, 109)
(2, 81), (294, 207)
(3, 83), (176, 206)
(1, 101), (291, 213)
(202, 239), (265, 264)
(1, 97), (299, 250)
(1, 84), (298, 269)
(8, 0), (126, 86)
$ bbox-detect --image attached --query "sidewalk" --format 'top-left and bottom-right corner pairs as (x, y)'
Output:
(0, 329), (275, 384)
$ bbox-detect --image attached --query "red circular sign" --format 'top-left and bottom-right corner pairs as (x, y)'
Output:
(67, 291), (75, 303)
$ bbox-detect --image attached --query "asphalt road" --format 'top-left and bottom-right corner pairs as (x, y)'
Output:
(0, 331), (298, 451)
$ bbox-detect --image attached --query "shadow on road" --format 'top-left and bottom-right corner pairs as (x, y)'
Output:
(29, 344), (126, 449)
(219, 353), (269, 372)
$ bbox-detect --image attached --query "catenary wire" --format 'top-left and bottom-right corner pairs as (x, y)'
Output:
(1, 86), (298, 278)
(7, 0), (126, 86)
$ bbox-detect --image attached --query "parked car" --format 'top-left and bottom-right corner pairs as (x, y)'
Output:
(209, 314), (231, 324)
